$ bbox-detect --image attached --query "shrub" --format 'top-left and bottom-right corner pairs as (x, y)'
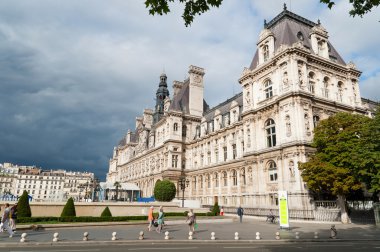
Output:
(17, 190), (32, 217)
(101, 206), (112, 217)
(60, 197), (76, 217)
(154, 180), (176, 202)
(211, 202), (220, 216)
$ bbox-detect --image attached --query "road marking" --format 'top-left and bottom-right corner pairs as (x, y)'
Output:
(10, 250), (100, 252)
(128, 248), (198, 251)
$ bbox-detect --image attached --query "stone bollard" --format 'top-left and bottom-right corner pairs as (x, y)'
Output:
(139, 231), (144, 240)
(275, 232), (280, 240)
(53, 232), (59, 242)
(188, 231), (193, 240)
(20, 233), (27, 243)
(211, 232), (216, 240)
(314, 232), (319, 239)
(330, 225), (337, 239)
(112, 232), (118, 241)
(83, 232), (89, 241)
(235, 232), (239, 240)
(255, 232), (261, 240)
(164, 231), (170, 240)
(295, 232), (300, 239)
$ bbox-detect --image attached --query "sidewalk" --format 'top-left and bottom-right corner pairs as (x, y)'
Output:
(1, 216), (379, 246)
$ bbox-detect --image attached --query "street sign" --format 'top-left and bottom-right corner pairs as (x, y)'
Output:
(278, 190), (289, 229)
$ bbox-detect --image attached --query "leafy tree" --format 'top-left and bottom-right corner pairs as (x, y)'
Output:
(320, 0), (380, 17)
(101, 206), (112, 217)
(114, 181), (121, 201)
(154, 180), (176, 201)
(61, 197), (76, 217)
(144, 0), (379, 27)
(145, 0), (223, 26)
(299, 112), (372, 223)
(17, 190), (31, 217)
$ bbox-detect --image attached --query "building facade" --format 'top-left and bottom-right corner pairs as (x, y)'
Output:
(106, 8), (377, 215)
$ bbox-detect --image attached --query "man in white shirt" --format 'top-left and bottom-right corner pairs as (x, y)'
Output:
(1, 203), (14, 238)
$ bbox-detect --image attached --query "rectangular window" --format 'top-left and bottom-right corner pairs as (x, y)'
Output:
(232, 144), (237, 159)
(223, 147), (227, 161)
(172, 155), (178, 168)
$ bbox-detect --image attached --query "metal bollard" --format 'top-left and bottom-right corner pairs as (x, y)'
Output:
(164, 231), (170, 240)
(20, 233), (27, 243)
(188, 231), (193, 240)
(53, 232), (59, 242)
(314, 232), (319, 239)
(295, 232), (300, 239)
(83, 232), (89, 241)
(112, 232), (118, 241)
(235, 232), (239, 240)
(211, 232), (216, 240)
(275, 231), (280, 240)
(256, 232), (261, 240)
(139, 231), (144, 240)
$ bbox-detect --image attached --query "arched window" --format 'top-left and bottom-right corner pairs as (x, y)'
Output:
(200, 175), (203, 189)
(182, 125), (187, 137)
(214, 172), (219, 187)
(232, 170), (237, 186)
(265, 119), (276, 147)
(207, 174), (211, 188)
(193, 177), (197, 189)
(268, 161), (278, 181)
(308, 72), (315, 94)
(264, 79), (273, 99)
(173, 123), (178, 132)
(223, 171), (228, 186)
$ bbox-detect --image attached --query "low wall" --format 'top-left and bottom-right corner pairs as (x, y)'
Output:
(0, 201), (208, 217)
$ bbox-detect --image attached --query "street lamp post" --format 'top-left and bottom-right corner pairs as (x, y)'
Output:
(178, 175), (189, 208)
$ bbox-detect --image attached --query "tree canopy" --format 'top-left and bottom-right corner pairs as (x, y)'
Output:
(154, 179), (177, 201)
(299, 111), (379, 223)
(144, 0), (379, 26)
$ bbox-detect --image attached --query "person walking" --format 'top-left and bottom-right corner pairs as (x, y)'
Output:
(237, 205), (244, 223)
(147, 206), (154, 231)
(156, 206), (164, 233)
(1, 203), (14, 238)
(220, 206), (224, 216)
(186, 209), (196, 233)
(10, 203), (17, 232)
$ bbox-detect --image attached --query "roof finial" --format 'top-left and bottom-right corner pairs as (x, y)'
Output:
(264, 19), (267, 28)
(317, 19), (321, 25)
(283, 3), (287, 10)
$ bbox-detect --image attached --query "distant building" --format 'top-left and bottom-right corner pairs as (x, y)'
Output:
(106, 6), (378, 218)
(0, 163), (94, 202)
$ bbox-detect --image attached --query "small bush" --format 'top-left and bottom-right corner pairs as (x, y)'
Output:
(154, 180), (176, 202)
(61, 197), (76, 217)
(101, 206), (112, 217)
(17, 190), (32, 217)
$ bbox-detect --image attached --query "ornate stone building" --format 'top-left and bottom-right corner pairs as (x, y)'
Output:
(107, 7), (376, 215)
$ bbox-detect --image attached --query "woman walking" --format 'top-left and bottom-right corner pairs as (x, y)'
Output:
(156, 206), (164, 233)
(147, 206), (154, 231)
(186, 209), (196, 233)
(10, 203), (17, 232)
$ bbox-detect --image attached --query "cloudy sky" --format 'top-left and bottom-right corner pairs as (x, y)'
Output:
(0, 0), (379, 180)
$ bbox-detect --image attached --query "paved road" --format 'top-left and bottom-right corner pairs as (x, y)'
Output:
(0, 217), (379, 246)
(3, 241), (380, 252)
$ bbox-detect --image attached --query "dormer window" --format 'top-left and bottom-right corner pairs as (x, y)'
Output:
(297, 31), (304, 41)
(263, 44), (269, 62)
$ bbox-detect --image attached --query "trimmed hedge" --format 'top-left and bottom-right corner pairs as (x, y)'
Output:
(18, 190), (31, 217)
(154, 180), (176, 202)
(100, 206), (112, 217)
(61, 197), (76, 217)
(17, 211), (214, 223)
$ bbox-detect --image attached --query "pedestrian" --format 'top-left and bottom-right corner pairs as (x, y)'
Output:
(237, 205), (244, 223)
(220, 206), (224, 216)
(267, 209), (275, 223)
(147, 206), (154, 231)
(186, 209), (196, 233)
(156, 206), (164, 233)
(10, 203), (17, 232)
(1, 203), (15, 238)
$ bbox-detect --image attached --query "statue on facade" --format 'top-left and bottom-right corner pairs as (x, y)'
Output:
(282, 72), (289, 89)
(285, 116), (291, 137)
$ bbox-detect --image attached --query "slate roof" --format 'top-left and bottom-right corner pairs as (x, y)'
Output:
(203, 92), (243, 122)
(249, 9), (345, 70)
